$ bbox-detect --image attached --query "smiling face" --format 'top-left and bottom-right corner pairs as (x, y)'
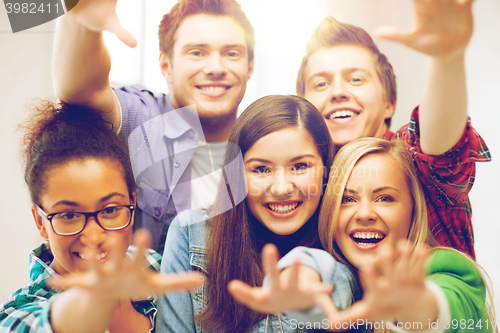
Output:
(161, 14), (253, 127)
(303, 45), (394, 146)
(244, 128), (324, 235)
(33, 159), (134, 276)
(334, 153), (413, 269)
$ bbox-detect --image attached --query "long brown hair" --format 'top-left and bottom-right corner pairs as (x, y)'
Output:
(198, 95), (336, 332)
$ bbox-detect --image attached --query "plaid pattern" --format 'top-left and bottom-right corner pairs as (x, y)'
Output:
(385, 107), (491, 258)
(0, 243), (162, 333)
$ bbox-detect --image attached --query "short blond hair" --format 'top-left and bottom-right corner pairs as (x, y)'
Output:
(297, 16), (397, 128)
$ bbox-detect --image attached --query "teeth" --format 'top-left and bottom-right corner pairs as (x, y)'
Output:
(78, 251), (108, 260)
(328, 110), (356, 119)
(201, 86), (226, 92)
(352, 232), (384, 240)
(267, 202), (299, 214)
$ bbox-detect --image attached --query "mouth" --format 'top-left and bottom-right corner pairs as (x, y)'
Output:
(325, 109), (359, 120)
(196, 85), (230, 93)
(350, 231), (385, 247)
(265, 202), (302, 215)
(76, 250), (109, 261)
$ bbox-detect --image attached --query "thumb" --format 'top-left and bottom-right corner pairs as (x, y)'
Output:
(105, 15), (137, 48)
(374, 25), (412, 45)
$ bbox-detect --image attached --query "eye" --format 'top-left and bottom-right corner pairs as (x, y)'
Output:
(315, 81), (329, 89)
(341, 196), (355, 204)
(349, 77), (363, 84)
(377, 195), (394, 203)
(226, 51), (240, 58)
(291, 163), (309, 171)
(189, 50), (203, 57)
(57, 212), (80, 220)
(252, 166), (270, 174)
(102, 206), (121, 215)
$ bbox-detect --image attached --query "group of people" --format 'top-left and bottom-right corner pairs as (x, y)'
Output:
(0, 0), (496, 332)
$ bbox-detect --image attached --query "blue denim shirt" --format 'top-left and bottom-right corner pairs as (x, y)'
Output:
(156, 210), (361, 333)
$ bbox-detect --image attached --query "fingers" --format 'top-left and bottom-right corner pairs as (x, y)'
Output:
(227, 280), (267, 311)
(325, 301), (369, 331)
(106, 15), (137, 48)
(313, 292), (338, 322)
(154, 271), (205, 293)
(131, 229), (152, 268)
(374, 26), (413, 45)
(261, 244), (280, 289)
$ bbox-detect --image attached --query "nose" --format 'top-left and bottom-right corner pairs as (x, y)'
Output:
(79, 217), (106, 248)
(329, 80), (350, 102)
(203, 52), (227, 77)
(269, 169), (294, 197)
(354, 200), (378, 223)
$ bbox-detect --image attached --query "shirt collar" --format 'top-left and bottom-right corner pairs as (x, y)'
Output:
(162, 96), (194, 140)
(382, 129), (394, 141)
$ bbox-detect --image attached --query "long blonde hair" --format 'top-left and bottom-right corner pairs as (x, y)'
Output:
(319, 138), (496, 332)
(319, 138), (433, 267)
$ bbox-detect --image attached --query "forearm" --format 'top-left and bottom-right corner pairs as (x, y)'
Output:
(394, 286), (439, 331)
(53, 16), (114, 108)
(50, 287), (117, 333)
(419, 52), (468, 155)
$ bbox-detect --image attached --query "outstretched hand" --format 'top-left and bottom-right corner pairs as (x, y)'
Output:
(228, 244), (335, 315)
(66, 0), (136, 47)
(48, 229), (204, 301)
(374, 0), (474, 57)
(321, 241), (435, 331)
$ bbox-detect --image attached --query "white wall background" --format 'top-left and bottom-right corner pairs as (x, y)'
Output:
(1, 0), (499, 316)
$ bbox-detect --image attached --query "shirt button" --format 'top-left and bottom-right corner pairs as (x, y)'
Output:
(154, 208), (161, 216)
(188, 131), (195, 138)
(174, 160), (180, 167)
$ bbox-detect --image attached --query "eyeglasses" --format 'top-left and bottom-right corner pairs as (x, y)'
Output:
(36, 205), (135, 236)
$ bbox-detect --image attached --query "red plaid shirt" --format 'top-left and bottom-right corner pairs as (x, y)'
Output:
(384, 107), (491, 259)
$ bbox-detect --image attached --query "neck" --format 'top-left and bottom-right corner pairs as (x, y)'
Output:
(173, 104), (235, 143)
(249, 214), (320, 257)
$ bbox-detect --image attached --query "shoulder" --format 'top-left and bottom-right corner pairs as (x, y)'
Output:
(172, 210), (209, 228)
(427, 249), (485, 294)
(428, 249), (478, 277)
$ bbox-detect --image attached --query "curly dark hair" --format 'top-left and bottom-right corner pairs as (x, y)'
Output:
(18, 99), (136, 206)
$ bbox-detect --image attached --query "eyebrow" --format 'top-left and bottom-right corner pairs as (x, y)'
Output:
(245, 154), (317, 164)
(344, 186), (400, 195)
(307, 67), (373, 83)
(181, 43), (246, 52)
(50, 192), (127, 209)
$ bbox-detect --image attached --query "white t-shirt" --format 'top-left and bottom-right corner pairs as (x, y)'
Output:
(190, 141), (227, 210)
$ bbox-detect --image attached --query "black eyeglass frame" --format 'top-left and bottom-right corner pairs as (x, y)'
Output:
(36, 205), (135, 236)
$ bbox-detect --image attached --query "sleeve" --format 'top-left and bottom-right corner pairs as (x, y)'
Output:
(155, 215), (197, 333)
(396, 106), (490, 206)
(271, 247), (361, 326)
(131, 249), (163, 333)
(0, 292), (55, 333)
(426, 250), (493, 333)
(394, 107), (491, 257)
(112, 84), (166, 140)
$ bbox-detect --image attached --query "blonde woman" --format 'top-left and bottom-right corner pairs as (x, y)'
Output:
(230, 138), (496, 333)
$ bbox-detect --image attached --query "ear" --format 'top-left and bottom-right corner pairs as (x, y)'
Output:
(247, 58), (254, 81)
(32, 206), (49, 240)
(159, 53), (173, 84)
(130, 192), (137, 227)
(384, 100), (396, 119)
